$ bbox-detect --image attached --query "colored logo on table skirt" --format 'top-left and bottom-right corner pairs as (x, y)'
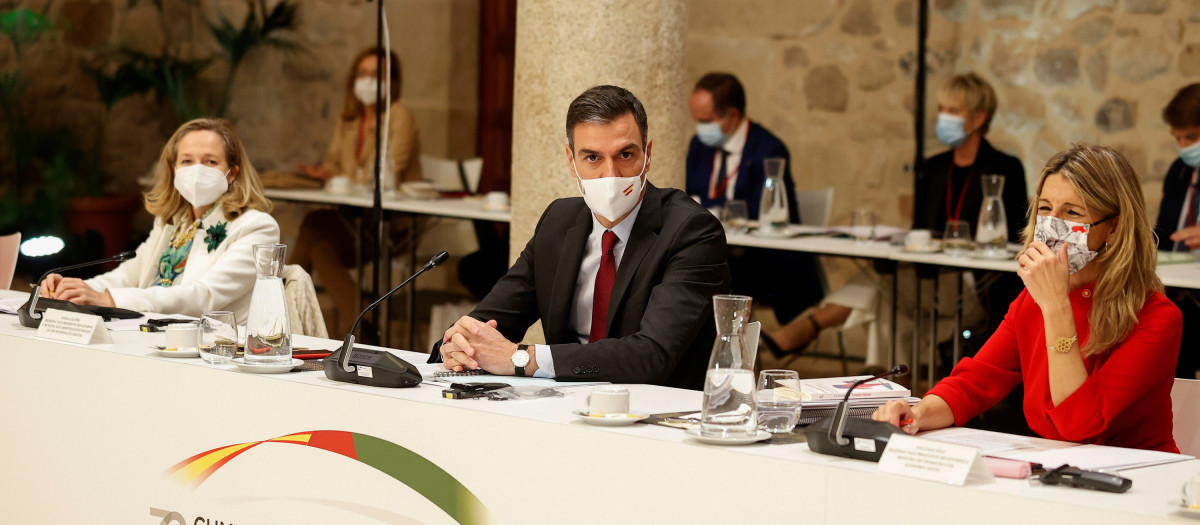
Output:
(622, 183), (634, 196)
(165, 430), (491, 525)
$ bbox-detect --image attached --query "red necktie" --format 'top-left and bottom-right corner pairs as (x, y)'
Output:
(589, 230), (618, 342)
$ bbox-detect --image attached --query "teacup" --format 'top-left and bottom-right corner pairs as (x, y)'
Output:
(484, 191), (510, 210)
(587, 385), (630, 415)
(905, 229), (933, 251)
(1184, 473), (1200, 509)
(164, 322), (200, 351)
(326, 176), (352, 195)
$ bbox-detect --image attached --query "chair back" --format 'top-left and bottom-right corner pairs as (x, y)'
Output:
(421, 154), (484, 194)
(1172, 378), (1200, 456)
(795, 187), (834, 226)
(0, 232), (20, 290)
(281, 264), (329, 338)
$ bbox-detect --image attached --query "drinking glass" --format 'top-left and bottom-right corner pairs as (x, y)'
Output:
(756, 369), (803, 433)
(200, 311), (238, 365)
(723, 200), (749, 233)
(851, 207), (876, 245)
(943, 220), (975, 257)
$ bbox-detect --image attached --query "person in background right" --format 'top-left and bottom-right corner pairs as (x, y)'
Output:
(289, 47), (422, 335)
(1154, 83), (1200, 379)
(875, 145), (1181, 453)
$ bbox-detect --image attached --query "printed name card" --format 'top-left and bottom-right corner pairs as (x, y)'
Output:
(877, 434), (994, 486)
(36, 308), (113, 345)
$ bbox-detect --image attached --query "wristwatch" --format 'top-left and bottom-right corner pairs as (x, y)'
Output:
(511, 344), (531, 377)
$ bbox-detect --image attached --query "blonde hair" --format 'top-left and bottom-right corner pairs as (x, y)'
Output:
(144, 118), (272, 224)
(939, 72), (998, 133)
(1019, 144), (1162, 356)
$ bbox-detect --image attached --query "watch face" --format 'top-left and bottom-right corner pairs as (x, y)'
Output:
(511, 349), (530, 367)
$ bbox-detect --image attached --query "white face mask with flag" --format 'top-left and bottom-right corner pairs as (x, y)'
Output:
(1033, 214), (1111, 274)
(572, 153), (648, 224)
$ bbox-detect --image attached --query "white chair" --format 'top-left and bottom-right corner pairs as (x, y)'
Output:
(795, 187), (833, 229)
(1172, 378), (1200, 456)
(421, 154), (483, 194)
(0, 232), (20, 290)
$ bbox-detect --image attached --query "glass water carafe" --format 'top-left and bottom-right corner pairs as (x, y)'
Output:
(700, 294), (758, 438)
(757, 157), (790, 235)
(245, 244), (292, 364)
(976, 174), (1007, 258)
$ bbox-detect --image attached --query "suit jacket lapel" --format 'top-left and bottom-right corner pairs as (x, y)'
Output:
(734, 123), (760, 199)
(546, 205), (592, 341)
(605, 184), (662, 335)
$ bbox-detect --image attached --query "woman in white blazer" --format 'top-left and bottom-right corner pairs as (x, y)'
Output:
(41, 118), (279, 324)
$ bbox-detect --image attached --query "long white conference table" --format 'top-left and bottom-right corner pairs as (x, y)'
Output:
(1, 292), (1198, 524)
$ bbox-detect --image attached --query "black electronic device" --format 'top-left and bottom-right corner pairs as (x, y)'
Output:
(1038, 464), (1132, 493)
(323, 251), (449, 388)
(18, 251), (137, 328)
(805, 364), (910, 462)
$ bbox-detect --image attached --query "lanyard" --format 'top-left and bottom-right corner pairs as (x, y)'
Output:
(945, 163), (972, 222)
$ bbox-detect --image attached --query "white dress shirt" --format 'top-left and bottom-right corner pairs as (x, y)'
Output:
(707, 117), (751, 200)
(533, 200), (643, 378)
(1175, 167), (1200, 253)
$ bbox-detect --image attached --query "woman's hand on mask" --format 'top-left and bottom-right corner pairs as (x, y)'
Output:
(1018, 241), (1071, 310)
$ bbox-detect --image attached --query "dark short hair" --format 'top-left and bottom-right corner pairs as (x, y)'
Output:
(565, 85), (649, 151)
(1164, 83), (1200, 129)
(694, 72), (746, 116)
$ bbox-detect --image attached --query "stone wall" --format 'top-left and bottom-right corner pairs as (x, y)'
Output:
(5, 0), (478, 196)
(685, 0), (1200, 230)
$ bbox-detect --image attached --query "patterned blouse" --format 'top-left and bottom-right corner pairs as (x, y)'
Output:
(156, 208), (214, 287)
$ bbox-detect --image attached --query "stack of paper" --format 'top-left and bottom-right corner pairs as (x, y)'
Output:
(794, 375), (918, 425)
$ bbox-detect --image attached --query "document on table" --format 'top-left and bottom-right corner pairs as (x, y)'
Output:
(0, 297), (27, 314)
(417, 362), (605, 388)
(920, 427), (1193, 471)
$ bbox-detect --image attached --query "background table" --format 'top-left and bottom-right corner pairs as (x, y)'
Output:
(0, 293), (1195, 523)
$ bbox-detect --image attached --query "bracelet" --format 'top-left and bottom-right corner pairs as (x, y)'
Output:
(1049, 334), (1078, 354)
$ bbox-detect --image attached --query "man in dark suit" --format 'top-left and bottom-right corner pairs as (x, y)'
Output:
(430, 85), (731, 389)
(685, 72), (822, 334)
(1154, 83), (1200, 378)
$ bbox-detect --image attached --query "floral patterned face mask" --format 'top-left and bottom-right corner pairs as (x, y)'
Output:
(1033, 214), (1113, 274)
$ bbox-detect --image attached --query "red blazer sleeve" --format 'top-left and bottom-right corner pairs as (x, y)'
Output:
(927, 291), (1027, 427)
(1045, 294), (1182, 442)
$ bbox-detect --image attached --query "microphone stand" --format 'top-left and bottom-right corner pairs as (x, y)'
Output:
(19, 250), (136, 328)
(323, 251), (448, 388)
(806, 364), (910, 462)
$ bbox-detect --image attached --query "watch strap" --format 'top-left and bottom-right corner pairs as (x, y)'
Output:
(514, 344), (530, 377)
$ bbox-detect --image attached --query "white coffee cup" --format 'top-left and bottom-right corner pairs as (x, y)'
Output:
(484, 191), (509, 210)
(1184, 473), (1200, 509)
(326, 175), (352, 195)
(587, 385), (630, 415)
(165, 322), (200, 351)
(905, 229), (932, 250)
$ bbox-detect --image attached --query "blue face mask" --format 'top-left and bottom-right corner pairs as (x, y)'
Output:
(1180, 141), (1200, 168)
(696, 122), (725, 148)
(935, 113), (967, 147)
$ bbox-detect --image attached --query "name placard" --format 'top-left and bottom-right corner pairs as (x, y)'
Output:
(877, 434), (994, 486)
(36, 308), (113, 345)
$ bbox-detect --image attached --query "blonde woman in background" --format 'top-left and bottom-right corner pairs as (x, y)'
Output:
(291, 47), (423, 335)
(874, 144), (1181, 453)
(41, 118), (279, 324)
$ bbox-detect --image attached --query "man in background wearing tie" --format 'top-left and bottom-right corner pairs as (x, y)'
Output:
(1155, 83), (1200, 378)
(430, 85), (730, 389)
(685, 72), (822, 356)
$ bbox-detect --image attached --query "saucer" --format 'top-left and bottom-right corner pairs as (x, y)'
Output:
(155, 347), (199, 358)
(232, 358), (302, 374)
(972, 250), (1016, 260)
(685, 428), (771, 445)
(574, 411), (649, 426)
(1172, 500), (1200, 519)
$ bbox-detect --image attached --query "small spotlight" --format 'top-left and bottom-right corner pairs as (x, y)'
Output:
(20, 235), (64, 257)
(962, 329), (972, 340)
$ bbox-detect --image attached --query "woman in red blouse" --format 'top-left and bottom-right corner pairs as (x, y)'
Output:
(874, 144), (1182, 453)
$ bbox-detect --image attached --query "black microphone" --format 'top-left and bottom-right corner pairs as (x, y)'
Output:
(805, 364), (910, 462)
(324, 251), (449, 388)
(18, 250), (137, 328)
